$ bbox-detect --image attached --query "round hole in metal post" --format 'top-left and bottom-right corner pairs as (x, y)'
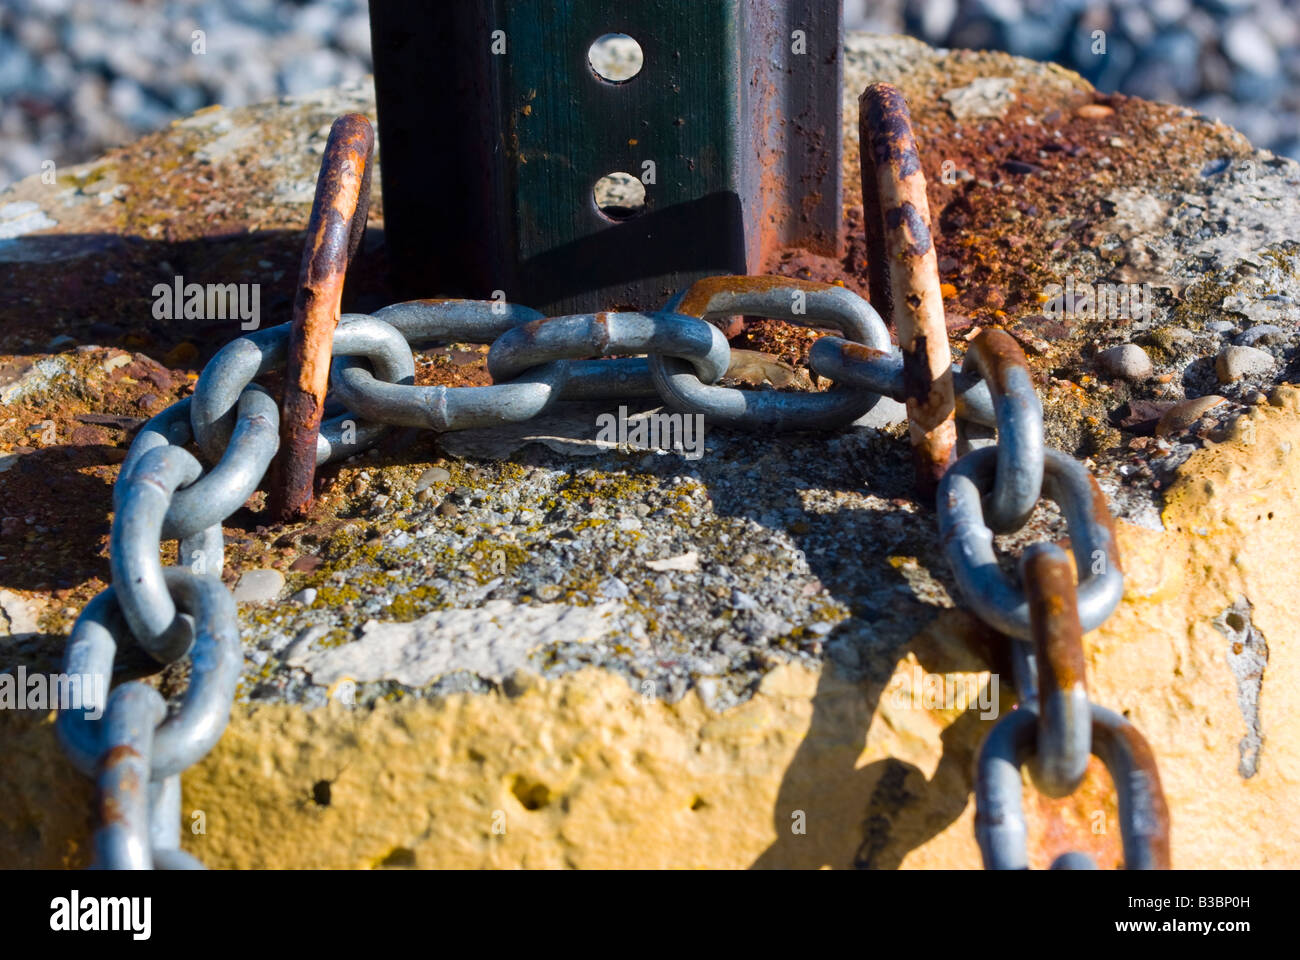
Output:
(593, 172), (646, 221)
(588, 33), (644, 82)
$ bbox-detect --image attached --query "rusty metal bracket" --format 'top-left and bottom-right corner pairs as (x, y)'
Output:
(860, 82), (956, 496)
(271, 113), (374, 522)
(369, 0), (843, 315)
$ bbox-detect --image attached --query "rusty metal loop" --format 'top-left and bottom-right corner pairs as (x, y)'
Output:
(956, 330), (1044, 533)
(648, 276), (891, 430)
(275, 112), (376, 520)
(860, 82), (956, 492)
(487, 311), (730, 386)
(937, 446), (1124, 640)
(974, 703), (1171, 869)
(57, 569), (242, 781)
(1020, 542), (1091, 798)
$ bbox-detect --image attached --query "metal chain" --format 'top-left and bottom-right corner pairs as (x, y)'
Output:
(57, 274), (1169, 869)
(933, 330), (1171, 870)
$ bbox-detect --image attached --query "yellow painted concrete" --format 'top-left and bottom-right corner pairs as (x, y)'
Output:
(4, 391), (1299, 869)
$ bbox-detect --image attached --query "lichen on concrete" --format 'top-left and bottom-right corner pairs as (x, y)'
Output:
(2, 34), (1300, 869)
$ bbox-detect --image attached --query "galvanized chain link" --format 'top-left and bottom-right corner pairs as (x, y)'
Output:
(651, 277), (892, 430)
(57, 572), (241, 868)
(58, 273), (1169, 869)
(924, 330), (1170, 870)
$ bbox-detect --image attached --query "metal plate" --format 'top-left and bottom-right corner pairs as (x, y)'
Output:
(370, 0), (843, 313)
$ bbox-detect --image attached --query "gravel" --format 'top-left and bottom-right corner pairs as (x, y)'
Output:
(0, 0), (373, 190)
(5, 1), (1300, 189)
(902, 0), (1300, 162)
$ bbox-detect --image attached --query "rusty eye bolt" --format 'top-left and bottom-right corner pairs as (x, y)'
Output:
(271, 113), (375, 522)
(860, 82), (956, 496)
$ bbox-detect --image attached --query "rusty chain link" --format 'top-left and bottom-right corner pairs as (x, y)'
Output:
(56, 271), (1168, 870)
(933, 332), (1169, 869)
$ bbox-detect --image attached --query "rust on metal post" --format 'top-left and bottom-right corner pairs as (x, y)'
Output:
(1022, 547), (1087, 700)
(271, 113), (374, 522)
(1021, 542), (1090, 799)
(859, 82), (956, 495)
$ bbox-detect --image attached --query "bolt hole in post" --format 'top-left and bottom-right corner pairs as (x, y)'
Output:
(593, 172), (647, 221)
(588, 33), (644, 82)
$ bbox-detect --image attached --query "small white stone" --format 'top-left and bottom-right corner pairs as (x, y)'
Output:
(696, 678), (718, 709)
(233, 568), (285, 603)
(291, 587), (317, 605)
(599, 576), (629, 599)
(1098, 343), (1153, 380)
(1216, 345), (1274, 383)
(415, 466), (452, 492)
(646, 551), (699, 573)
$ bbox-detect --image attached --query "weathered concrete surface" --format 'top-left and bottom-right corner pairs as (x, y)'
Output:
(2, 35), (1300, 869)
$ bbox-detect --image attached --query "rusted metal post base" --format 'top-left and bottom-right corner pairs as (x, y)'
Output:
(270, 113), (374, 523)
(369, 0), (843, 315)
(859, 82), (956, 497)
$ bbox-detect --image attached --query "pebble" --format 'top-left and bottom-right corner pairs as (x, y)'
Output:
(415, 466), (451, 492)
(1234, 324), (1286, 346)
(1098, 343), (1153, 380)
(1216, 345), (1275, 382)
(233, 568), (285, 603)
(1156, 395), (1226, 437)
(599, 576), (629, 599)
(1076, 103), (1115, 119)
(646, 551), (699, 573)
(291, 587), (317, 605)
(695, 678), (718, 709)
(1223, 17), (1279, 76)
